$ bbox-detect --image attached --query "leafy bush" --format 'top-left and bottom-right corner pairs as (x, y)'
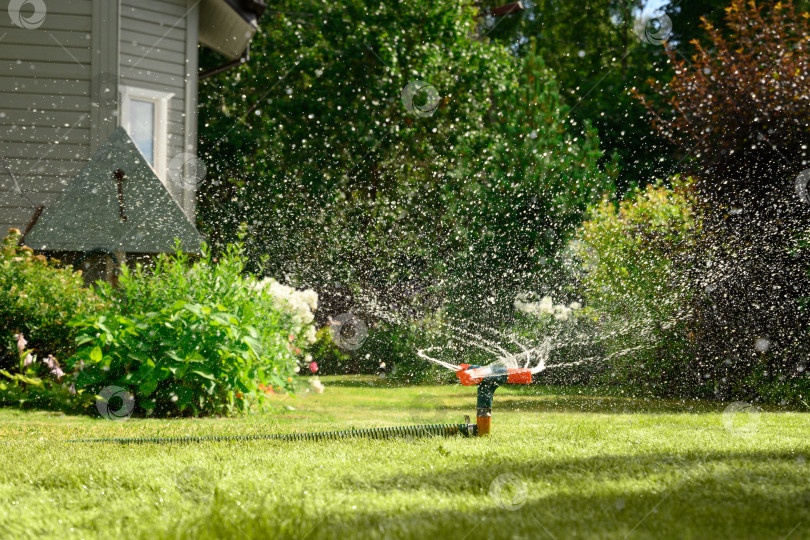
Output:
(307, 326), (352, 376)
(307, 309), (452, 384)
(573, 178), (699, 397)
(64, 243), (319, 416)
(0, 229), (105, 370)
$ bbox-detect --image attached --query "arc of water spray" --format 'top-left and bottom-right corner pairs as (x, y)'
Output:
(349, 288), (676, 378)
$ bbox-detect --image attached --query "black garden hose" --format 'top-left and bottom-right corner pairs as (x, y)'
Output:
(68, 422), (477, 445)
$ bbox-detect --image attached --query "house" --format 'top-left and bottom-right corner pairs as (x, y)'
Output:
(0, 0), (265, 279)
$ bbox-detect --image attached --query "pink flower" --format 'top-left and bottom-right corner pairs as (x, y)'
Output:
(68, 383), (76, 395)
(15, 333), (27, 356)
(43, 355), (57, 370)
(23, 353), (34, 367)
(44, 355), (64, 380)
(309, 361), (318, 374)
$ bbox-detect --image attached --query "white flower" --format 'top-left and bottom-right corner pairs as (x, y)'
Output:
(251, 276), (319, 347)
(310, 378), (325, 394)
(301, 290), (318, 311)
(539, 296), (554, 315)
(514, 293), (573, 320)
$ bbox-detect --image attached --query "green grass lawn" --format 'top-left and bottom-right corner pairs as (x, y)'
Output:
(1, 376), (808, 539)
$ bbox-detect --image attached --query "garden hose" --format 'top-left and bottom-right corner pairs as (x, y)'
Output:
(68, 421), (477, 445)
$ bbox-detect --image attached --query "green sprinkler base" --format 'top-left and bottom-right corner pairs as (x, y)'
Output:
(69, 422), (478, 445)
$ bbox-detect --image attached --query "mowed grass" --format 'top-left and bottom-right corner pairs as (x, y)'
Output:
(1, 376), (809, 540)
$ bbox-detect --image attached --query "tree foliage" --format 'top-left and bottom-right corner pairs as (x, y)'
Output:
(487, 0), (677, 191)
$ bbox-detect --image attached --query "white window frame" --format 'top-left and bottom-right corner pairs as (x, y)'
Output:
(119, 85), (174, 180)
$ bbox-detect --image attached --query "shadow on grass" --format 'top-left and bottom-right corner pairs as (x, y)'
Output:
(171, 449), (810, 540)
(338, 448), (810, 494)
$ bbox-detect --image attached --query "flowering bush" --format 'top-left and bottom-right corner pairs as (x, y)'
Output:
(0, 228), (105, 371)
(64, 243), (319, 416)
(0, 331), (83, 410)
(253, 278), (318, 348)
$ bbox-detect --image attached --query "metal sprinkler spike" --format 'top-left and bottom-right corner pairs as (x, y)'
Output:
(455, 364), (532, 436)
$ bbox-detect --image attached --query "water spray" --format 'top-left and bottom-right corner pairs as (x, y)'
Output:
(455, 363), (532, 436)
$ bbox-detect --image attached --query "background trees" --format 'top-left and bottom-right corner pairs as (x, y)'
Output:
(197, 0), (614, 324)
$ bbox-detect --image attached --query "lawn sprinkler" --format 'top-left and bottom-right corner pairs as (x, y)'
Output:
(456, 363), (532, 436)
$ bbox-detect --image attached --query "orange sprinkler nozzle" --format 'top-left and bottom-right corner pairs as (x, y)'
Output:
(455, 364), (533, 386)
(507, 368), (532, 385)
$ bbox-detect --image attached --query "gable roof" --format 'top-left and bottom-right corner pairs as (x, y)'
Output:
(25, 127), (203, 254)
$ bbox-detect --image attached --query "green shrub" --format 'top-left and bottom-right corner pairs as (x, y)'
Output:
(64, 243), (318, 416)
(0, 229), (105, 370)
(573, 178), (699, 397)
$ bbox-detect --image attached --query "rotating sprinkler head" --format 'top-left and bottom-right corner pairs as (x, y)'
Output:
(455, 364), (532, 436)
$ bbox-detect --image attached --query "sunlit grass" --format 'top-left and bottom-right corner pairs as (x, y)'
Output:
(1, 376), (808, 539)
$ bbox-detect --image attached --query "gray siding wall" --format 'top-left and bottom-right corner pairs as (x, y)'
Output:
(0, 0), (94, 235)
(0, 0), (197, 236)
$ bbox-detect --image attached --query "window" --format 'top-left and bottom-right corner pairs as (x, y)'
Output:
(120, 86), (174, 179)
(129, 99), (155, 163)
